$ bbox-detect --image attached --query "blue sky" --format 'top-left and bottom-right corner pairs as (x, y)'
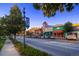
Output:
(0, 3), (79, 29)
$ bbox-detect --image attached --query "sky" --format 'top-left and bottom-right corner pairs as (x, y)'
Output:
(0, 3), (79, 29)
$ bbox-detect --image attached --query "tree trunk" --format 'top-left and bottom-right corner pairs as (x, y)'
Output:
(14, 33), (16, 40)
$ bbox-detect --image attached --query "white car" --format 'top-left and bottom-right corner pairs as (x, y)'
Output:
(66, 35), (77, 40)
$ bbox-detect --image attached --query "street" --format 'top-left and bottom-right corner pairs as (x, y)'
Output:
(16, 36), (79, 56)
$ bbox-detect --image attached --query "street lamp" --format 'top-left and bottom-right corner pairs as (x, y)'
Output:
(23, 7), (26, 53)
(23, 7), (30, 54)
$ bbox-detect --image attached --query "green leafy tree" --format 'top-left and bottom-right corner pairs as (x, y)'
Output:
(0, 16), (6, 25)
(33, 3), (78, 17)
(0, 16), (7, 36)
(64, 22), (73, 32)
(7, 5), (24, 39)
(0, 25), (5, 36)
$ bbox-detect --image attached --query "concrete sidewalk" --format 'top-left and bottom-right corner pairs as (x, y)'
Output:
(0, 39), (20, 56)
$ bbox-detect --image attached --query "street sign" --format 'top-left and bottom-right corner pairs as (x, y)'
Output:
(25, 17), (30, 29)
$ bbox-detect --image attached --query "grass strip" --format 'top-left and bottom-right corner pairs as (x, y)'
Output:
(11, 39), (49, 56)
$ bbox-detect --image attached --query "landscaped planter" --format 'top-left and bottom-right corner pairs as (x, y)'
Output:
(11, 38), (49, 56)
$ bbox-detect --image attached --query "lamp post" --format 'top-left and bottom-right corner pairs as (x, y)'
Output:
(23, 7), (30, 54)
(23, 7), (26, 53)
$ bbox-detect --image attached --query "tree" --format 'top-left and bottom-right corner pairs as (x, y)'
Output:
(0, 16), (8, 36)
(0, 16), (6, 25)
(7, 5), (24, 39)
(33, 3), (78, 17)
(64, 22), (73, 32)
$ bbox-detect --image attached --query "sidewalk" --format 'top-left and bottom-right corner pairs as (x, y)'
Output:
(0, 39), (20, 56)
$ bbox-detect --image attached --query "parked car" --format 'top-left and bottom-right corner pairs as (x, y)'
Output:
(66, 35), (77, 40)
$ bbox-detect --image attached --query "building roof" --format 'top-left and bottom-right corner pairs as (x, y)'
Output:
(53, 30), (64, 33)
(53, 24), (63, 27)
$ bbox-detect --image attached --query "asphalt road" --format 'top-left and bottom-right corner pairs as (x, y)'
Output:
(16, 36), (79, 56)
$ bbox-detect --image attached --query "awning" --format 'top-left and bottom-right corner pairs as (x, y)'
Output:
(53, 30), (64, 33)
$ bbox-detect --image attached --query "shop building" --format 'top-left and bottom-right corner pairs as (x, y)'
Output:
(43, 26), (53, 38)
(52, 24), (65, 39)
(42, 21), (53, 38)
(66, 24), (79, 40)
(34, 28), (43, 38)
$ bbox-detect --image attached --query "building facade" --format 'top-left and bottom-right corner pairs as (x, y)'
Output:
(52, 23), (79, 40)
(42, 21), (53, 38)
(67, 24), (79, 40)
(27, 21), (79, 40)
(34, 28), (43, 38)
(52, 24), (65, 39)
